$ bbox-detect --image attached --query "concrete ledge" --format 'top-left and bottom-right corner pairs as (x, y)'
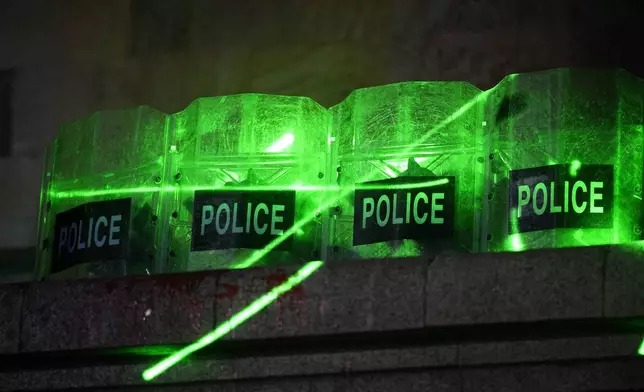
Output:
(461, 359), (644, 392)
(605, 245), (644, 318)
(19, 272), (217, 352)
(1, 341), (641, 391)
(3, 246), (644, 352)
(218, 258), (427, 340)
(425, 247), (604, 326)
(0, 283), (23, 354)
(458, 335), (642, 366)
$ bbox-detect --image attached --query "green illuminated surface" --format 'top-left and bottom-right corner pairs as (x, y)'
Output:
(38, 95), (331, 278)
(170, 95), (329, 272)
(37, 106), (169, 279)
(233, 89), (492, 269)
(142, 260), (324, 381)
(36, 144), (56, 279)
(639, 338), (644, 356)
(37, 69), (644, 278)
(330, 81), (487, 259)
(486, 69), (644, 251)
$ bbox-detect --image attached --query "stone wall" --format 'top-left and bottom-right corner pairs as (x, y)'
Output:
(1, 246), (644, 390)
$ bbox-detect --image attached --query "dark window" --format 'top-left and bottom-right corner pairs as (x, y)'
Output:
(130, 0), (191, 55)
(0, 69), (13, 158)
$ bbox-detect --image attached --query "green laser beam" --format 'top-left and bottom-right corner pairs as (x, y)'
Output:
(50, 179), (450, 199)
(142, 260), (324, 381)
(233, 89), (490, 269)
(231, 178), (450, 269)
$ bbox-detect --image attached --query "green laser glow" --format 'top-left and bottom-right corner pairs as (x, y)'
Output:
(572, 229), (590, 247)
(52, 186), (165, 199)
(142, 260), (324, 381)
(50, 179), (450, 199)
(265, 133), (295, 153)
(639, 338), (644, 356)
(569, 160), (582, 177)
(510, 235), (523, 251)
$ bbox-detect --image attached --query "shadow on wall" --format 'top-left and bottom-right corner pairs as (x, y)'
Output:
(0, 247), (35, 283)
(0, 157), (42, 248)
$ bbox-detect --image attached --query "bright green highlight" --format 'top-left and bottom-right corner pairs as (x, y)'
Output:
(141, 260), (324, 381)
(508, 208), (525, 251)
(569, 160), (581, 177)
(510, 235), (524, 251)
(265, 132), (295, 153)
(639, 338), (644, 356)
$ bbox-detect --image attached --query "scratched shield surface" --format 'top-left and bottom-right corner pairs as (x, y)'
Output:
(329, 81), (487, 260)
(169, 94), (330, 272)
(485, 69), (644, 252)
(37, 106), (170, 279)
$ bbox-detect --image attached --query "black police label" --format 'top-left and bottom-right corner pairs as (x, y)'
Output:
(191, 190), (296, 251)
(509, 164), (614, 233)
(52, 198), (132, 273)
(353, 176), (455, 246)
